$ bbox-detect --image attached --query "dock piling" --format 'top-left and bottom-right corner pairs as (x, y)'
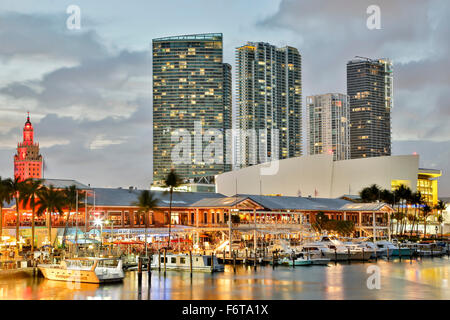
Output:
(399, 245), (402, 261)
(189, 250), (193, 276)
(362, 248), (365, 263)
(347, 248), (350, 263)
(158, 249), (161, 272)
(211, 252), (214, 273)
(163, 249), (167, 275)
(233, 251), (236, 273)
(147, 258), (151, 285)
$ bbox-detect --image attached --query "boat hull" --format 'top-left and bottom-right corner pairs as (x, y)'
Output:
(38, 265), (124, 284)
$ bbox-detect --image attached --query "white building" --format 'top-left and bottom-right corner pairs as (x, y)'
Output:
(306, 93), (350, 161)
(216, 154), (441, 203)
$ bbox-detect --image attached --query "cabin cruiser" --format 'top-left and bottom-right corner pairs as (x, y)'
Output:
(414, 243), (444, 257)
(38, 257), (124, 284)
(150, 253), (224, 273)
(375, 240), (412, 257)
(314, 236), (372, 261)
(278, 252), (312, 266)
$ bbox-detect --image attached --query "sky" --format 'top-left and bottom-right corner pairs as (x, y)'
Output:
(0, 0), (449, 195)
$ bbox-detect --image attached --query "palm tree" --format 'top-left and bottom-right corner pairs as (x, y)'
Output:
(133, 190), (159, 255)
(36, 185), (65, 247)
(409, 191), (422, 236)
(163, 169), (182, 249)
(394, 184), (412, 235)
(421, 204), (432, 239)
(21, 178), (43, 252)
(359, 184), (382, 203)
(61, 185), (85, 249)
(4, 177), (28, 243)
(0, 177), (13, 239)
(435, 200), (447, 239)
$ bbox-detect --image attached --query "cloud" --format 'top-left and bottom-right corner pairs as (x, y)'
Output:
(0, 11), (153, 187)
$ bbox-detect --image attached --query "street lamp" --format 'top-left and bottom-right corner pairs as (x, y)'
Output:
(93, 218), (103, 257)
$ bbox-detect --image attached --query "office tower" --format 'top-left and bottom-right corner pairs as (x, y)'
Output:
(152, 33), (232, 185)
(306, 93), (350, 161)
(347, 57), (393, 159)
(236, 42), (302, 167)
(14, 113), (43, 180)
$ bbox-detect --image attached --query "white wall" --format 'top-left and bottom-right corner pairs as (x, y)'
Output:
(216, 154), (420, 198)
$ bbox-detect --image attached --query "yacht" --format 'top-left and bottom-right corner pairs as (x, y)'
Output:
(315, 236), (372, 261)
(150, 253), (224, 273)
(38, 257), (124, 284)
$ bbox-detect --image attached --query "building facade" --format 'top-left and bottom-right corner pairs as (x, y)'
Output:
(347, 58), (393, 159)
(216, 154), (441, 207)
(152, 33), (232, 185)
(236, 42), (302, 167)
(14, 114), (43, 180)
(307, 93), (350, 161)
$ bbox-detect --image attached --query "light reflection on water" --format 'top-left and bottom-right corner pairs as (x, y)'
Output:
(0, 257), (449, 300)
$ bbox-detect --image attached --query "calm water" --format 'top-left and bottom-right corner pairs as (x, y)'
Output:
(1, 257), (449, 300)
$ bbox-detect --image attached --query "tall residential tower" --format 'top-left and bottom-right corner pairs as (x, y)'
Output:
(307, 93), (350, 161)
(347, 57), (393, 159)
(236, 42), (302, 167)
(152, 33), (232, 185)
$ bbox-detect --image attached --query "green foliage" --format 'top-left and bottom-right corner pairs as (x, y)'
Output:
(313, 212), (355, 236)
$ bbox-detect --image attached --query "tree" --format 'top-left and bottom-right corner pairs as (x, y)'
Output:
(394, 184), (412, 235)
(421, 204), (432, 238)
(21, 178), (43, 252)
(313, 212), (329, 232)
(0, 177), (13, 239)
(359, 184), (382, 203)
(409, 191), (422, 236)
(133, 190), (159, 255)
(61, 185), (85, 249)
(162, 169), (182, 249)
(36, 185), (65, 246)
(435, 200), (447, 238)
(4, 177), (28, 243)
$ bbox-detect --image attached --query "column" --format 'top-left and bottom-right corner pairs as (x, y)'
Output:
(372, 212), (377, 241)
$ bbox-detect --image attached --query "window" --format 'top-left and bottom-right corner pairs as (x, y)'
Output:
(171, 257), (176, 264)
(180, 258), (186, 264)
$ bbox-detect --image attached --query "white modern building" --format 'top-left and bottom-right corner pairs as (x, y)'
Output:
(216, 154), (441, 204)
(307, 93), (350, 161)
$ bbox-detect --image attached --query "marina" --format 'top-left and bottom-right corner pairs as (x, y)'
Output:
(0, 256), (449, 300)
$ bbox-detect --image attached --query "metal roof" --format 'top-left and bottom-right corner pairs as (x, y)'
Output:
(191, 194), (393, 212)
(40, 179), (90, 190)
(89, 188), (226, 208)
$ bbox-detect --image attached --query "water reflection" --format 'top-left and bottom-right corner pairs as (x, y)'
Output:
(0, 257), (449, 300)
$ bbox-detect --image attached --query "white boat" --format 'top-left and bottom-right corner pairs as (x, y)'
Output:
(314, 236), (372, 261)
(415, 243), (444, 257)
(150, 253), (224, 273)
(38, 257), (124, 284)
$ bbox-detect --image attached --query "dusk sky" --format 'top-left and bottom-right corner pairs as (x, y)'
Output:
(0, 0), (449, 195)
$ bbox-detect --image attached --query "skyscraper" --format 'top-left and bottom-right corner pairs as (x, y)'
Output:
(347, 57), (393, 159)
(307, 93), (350, 161)
(14, 113), (43, 180)
(236, 42), (302, 167)
(152, 33), (232, 185)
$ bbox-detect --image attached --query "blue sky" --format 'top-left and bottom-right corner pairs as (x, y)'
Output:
(0, 0), (449, 195)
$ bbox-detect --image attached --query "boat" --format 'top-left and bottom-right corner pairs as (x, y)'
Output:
(150, 253), (224, 272)
(278, 253), (312, 266)
(298, 246), (330, 265)
(314, 236), (372, 261)
(415, 243), (444, 257)
(375, 241), (412, 257)
(38, 257), (124, 284)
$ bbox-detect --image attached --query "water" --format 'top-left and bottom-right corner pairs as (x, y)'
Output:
(1, 257), (449, 300)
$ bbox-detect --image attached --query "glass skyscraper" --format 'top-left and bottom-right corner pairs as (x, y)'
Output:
(306, 93), (350, 161)
(347, 57), (393, 159)
(152, 33), (232, 185)
(236, 42), (302, 167)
